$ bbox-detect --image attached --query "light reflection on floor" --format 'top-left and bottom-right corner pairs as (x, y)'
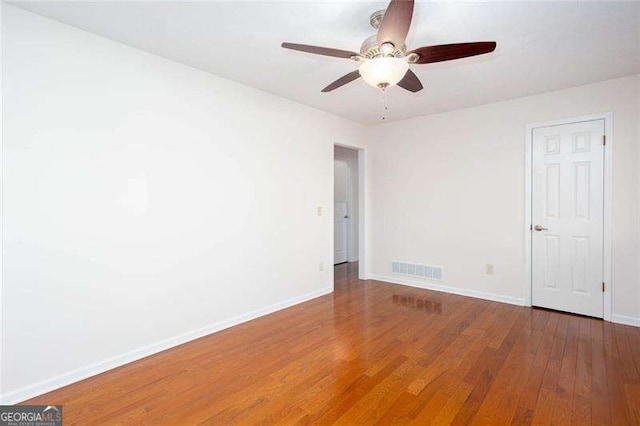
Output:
(392, 294), (443, 314)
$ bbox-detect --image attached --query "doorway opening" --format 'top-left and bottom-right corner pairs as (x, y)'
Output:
(334, 146), (360, 278)
(525, 113), (612, 321)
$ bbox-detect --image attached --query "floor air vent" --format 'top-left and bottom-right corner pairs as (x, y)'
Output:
(392, 261), (443, 281)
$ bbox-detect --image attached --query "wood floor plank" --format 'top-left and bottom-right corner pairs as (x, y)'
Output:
(591, 319), (611, 425)
(552, 314), (580, 424)
(20, 263), (640, 425)
(518, 313), (559, 410)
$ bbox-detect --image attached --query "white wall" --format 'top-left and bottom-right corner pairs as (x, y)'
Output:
(0, 0), (4, 402)
(0, 6), (366, 402)
(3, 2), (639, 405)
(334, 146), (359, 262)
(368, 75), (640, 322)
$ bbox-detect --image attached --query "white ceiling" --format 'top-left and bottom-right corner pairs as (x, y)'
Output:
(9, 1), (640, 124)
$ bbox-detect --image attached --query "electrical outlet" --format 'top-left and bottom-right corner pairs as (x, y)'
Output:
(485, 264), (494, 275)
(319, 261), (324, 272)
(317, 206), (323, 216)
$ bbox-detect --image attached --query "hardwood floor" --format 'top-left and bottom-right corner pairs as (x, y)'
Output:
(25, 262), (640, 424)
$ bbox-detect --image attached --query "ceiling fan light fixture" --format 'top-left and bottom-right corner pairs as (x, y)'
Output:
(282, 0), (497, 93)
(359, 57), (409, 89)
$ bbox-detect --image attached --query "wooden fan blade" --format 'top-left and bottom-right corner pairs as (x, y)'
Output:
(282, 42), (357, 59)
(397, 69), (423, 92)
(377, 0), (414, 49)
(409, 42), (496, 64)
(322, 71), (361, 92)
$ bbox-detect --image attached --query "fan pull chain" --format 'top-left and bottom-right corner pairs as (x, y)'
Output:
(381, 88), (389, 121)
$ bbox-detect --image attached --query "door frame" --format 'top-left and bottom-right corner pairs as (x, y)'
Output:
(524, 112), (613, 321)
(333, 142), (367, 281)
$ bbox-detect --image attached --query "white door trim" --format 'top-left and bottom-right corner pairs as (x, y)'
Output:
(524, 112), (613, 321)
(333, 142), (367, 281)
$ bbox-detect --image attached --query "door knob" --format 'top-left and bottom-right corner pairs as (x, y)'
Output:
(534, 225), (548, 231)
(344, 215), (349, 219)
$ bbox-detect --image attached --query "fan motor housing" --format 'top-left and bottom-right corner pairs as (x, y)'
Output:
(360, 35), (406, 59)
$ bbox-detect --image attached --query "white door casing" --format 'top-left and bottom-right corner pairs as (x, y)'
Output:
(531, 119), (605, 317)
(334, 201), (348, 264)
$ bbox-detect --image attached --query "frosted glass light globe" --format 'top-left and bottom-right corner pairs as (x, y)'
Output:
(359, 57), (409, 89)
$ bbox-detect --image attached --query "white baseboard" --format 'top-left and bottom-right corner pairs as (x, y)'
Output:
(368, 274), (525, 307)
(611, 314), (640, 327)
(0, 286), (333, 405)
(370, 274), (639, 326)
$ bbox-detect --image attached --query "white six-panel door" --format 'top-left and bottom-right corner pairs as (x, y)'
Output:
(334, 201), (348, 265)
(531, 119), (605, 317)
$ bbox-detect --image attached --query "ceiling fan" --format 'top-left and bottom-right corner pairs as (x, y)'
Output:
(281, 0), (496, 93)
